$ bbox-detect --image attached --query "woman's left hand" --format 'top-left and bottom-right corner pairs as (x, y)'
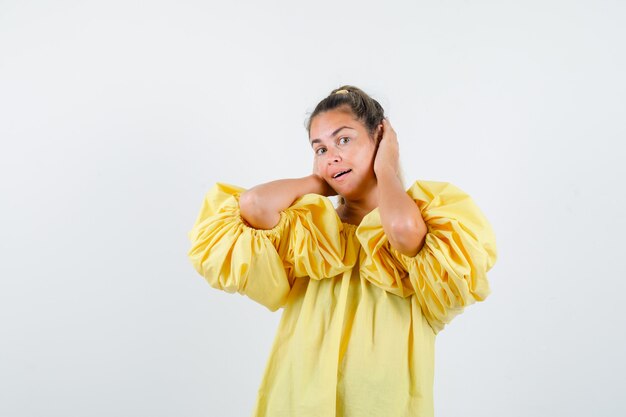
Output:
(373, 118), (400, 177)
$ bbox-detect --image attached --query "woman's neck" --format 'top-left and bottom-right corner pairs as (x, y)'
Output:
(337, 182), (379, 225)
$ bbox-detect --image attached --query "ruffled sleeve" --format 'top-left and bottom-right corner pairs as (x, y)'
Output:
(187, 183), (354, 311)
(356, 180), (497, 334)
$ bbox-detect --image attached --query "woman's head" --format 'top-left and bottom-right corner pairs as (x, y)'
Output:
(306, 86), (387, 202)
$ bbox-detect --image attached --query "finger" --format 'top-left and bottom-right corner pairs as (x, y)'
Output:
(383, 118), (396, 131)
(381, 119), (392, 135)
(383, 118), (394, 132)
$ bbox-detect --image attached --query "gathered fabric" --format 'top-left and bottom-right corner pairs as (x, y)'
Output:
(188, 180), (497, 417)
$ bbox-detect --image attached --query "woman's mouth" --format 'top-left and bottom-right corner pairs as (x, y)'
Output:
(332, 169), (352, 180)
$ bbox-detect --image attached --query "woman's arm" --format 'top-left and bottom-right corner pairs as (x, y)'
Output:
(239, 174), (334, 229)
(375, 119), (427, 257)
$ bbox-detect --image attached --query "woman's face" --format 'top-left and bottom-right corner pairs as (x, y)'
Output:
(309, 108), (378, 199)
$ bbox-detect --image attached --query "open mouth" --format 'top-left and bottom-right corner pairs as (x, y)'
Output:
(332, 169), (352, 179)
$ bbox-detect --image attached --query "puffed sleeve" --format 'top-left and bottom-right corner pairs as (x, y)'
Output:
(187, 183), (353, 311)
(356, 180), (497, 334)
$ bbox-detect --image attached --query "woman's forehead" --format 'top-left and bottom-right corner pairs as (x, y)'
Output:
(309, 110), (362, 140)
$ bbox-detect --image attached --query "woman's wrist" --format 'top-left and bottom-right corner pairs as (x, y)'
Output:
(375, 166), (400, 182)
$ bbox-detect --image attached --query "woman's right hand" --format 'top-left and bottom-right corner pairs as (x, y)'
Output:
(311, 162), (338, 197)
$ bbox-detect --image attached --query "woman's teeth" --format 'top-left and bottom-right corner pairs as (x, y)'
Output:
(333, 169), (351, 178)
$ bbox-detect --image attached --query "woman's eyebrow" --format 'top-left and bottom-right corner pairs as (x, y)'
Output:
(310, 126), (355, 145)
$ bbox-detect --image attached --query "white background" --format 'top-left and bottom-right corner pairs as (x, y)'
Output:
(1, 1), (624, 416)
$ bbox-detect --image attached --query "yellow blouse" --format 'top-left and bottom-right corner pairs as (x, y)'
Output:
(187, 180), (497, 417)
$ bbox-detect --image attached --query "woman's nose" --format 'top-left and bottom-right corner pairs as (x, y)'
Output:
(326, 148), (342, 163)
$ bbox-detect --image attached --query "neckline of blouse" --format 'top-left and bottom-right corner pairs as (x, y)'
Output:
(312, 194), (380, 231)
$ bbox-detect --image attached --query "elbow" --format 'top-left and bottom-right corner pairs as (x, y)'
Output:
(239, 190), (280, 229)
(388, 219), (427, 257)
(239, 190), (264, 226)
(239, 190), (260, 216)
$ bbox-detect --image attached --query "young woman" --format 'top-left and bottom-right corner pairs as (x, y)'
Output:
(187, 85), (497, 417)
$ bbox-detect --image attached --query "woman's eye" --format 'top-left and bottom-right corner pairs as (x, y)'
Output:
(339, 137), (350, 145)
(315, 148), (326, 155)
